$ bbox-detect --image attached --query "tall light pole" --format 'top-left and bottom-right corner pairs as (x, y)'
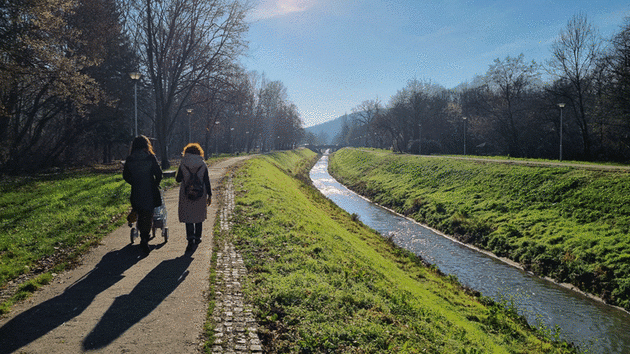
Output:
(230, 127), (235, 153)
(418, 123), (422, 155)
(463, 117), (467, 155)
(214, 121), (220, 155)
(186, 109), (193, 143)
(558, 103), (565, 161)
(129, 72), (141, 137)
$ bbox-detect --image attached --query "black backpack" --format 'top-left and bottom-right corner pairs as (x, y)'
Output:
(184, 165), (204, 200)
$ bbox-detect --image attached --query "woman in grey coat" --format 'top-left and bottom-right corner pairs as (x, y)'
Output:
(123, 136), (163, 253)
(175, 143), (212, 252)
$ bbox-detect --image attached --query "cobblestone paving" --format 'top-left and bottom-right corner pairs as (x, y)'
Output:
(212, 176), (263, 353)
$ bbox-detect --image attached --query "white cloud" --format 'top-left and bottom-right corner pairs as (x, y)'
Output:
(249, 0), (316, 21)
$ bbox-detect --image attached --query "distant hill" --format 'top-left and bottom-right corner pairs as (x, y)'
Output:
(305, 113), (359, 145)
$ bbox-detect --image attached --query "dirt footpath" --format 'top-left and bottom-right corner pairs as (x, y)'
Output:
(0, 156), (252, 354)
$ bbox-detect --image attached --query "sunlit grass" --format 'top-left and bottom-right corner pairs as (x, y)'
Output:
(0, 173), (129, 282)
(0, 166), (178, 313)
(224, 149), (576, 353)
(329, 148), (630, 311)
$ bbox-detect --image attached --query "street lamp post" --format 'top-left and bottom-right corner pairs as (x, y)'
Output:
(558, 103), (565, 161)
(214, 121), (220, 155)
(230, 127), (235, 153)
(463, 117), (467, 155)
(186, 109), (193, 143)
(418, 123), (422, 155)
(129, 72), (141, 137)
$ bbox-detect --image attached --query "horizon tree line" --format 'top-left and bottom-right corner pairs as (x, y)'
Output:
(333, 13), (630, 162)
(2, 4), (629, 173)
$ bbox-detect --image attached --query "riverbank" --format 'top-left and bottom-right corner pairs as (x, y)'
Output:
(328, 148), (630, 312)
(225, 149), (576, 353)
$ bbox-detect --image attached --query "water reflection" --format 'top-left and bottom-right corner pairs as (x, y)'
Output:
(311, 154), (630, 354)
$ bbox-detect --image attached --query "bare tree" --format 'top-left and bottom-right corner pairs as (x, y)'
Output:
(187, 66), (255, 155)
(548, 12), (601, 158)
(486, 54), (540, 156)
(605, 18), (630, 136)
(402, 79), (446, 154)
(126, 0), (248, 167)
(352, 99), (382, 147)
(274, 103), (302, 150)
(257, 79), (288, 151)
(380, 80), (448, 154)
(376, 101), (405, 152)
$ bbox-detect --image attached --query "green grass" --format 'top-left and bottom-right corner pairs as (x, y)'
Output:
(328, 148), (630, 311)
(224, 149), (576, 353)
(0, 165), (179, 313)
(0, 172), (130, 280)
(435, 153), (629, 167)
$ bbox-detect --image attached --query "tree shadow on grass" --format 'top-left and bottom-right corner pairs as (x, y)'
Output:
(81, 253), (193, 350)
(0, 244), (147, 354)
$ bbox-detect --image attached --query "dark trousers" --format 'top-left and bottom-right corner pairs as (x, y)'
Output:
(185, 222), (202, 240)
(137, 210), (153, 242)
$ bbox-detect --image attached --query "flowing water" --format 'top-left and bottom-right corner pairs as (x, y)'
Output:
(310, 154), (630, 354)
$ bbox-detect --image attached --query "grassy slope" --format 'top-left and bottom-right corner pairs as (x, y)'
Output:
(328, 148), (630, 311)
(228, 149), (574, 353)
(0, 171), (130, 312)
(0, 165), (182, 313)
(0, 173), (129, 279)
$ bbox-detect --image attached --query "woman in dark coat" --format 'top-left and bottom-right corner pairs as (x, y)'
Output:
(123, 136), (163, 252)
(175, 143), (211, 252)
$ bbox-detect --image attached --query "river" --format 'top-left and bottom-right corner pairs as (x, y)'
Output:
(310, 154), (630, 354)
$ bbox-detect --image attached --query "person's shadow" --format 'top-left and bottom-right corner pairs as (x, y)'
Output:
(81, 253), (193, 350)
(0, 244), (147, 354)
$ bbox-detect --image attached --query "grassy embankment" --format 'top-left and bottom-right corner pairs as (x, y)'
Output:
(216, 149), (576, 353)
(0, 164), (183, 314)
(328, 148), (630, 312)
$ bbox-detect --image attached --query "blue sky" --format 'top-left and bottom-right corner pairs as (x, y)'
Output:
(241, 0), (630, 127)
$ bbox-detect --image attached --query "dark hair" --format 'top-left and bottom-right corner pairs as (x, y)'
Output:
(131, 135), (155, 155)
(182, 143), (204, 158)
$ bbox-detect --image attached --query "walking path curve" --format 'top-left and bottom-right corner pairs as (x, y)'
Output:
(0, 155), (254, 354)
